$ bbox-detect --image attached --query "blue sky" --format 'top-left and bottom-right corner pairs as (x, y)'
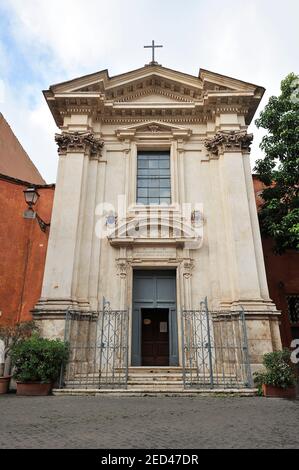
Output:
(0, 0), (298, 182)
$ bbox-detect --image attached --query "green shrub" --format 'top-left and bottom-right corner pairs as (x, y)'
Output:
(0, 321), (38, 376)
(253, 349), (297, 390)
(11, 334), (69, 383)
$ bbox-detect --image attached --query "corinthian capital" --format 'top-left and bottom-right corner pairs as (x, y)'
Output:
(205, 130), (253, 157)
(55, 131), (104, 158)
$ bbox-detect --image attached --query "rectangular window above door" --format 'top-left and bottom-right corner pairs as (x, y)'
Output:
(136, 151), (171, 205)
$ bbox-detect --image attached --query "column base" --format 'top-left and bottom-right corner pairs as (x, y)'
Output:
(32, 297), (91, 320)
(32, 297), (93, 339)
(217, 299), (282, 374)
(219, 298), (278, 313)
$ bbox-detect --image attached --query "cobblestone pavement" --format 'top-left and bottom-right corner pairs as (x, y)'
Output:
(0, 394), (298, 449)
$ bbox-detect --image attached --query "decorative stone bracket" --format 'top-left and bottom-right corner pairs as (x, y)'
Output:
(55, 131), (104, 158)
(205, 130), (253, 157)
(182, 260), (194, 279)
(116, 259), (129, 279)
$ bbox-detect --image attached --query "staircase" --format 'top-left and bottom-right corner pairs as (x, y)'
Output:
(127, 367), (184, 392)
(52, 366), (257, 396)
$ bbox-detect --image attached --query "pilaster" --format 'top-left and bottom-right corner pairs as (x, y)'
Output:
(205, 130), (276, 311)
(34, 131), (104, 318)
(89, 145), (107, 309)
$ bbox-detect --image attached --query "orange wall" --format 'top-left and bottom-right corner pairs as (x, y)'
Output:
(0, 177), (54, 325)
(0, 114), (45, 185)
(262, 238), (299, 347)
(1, 173), (297, 348)
(253, 176), (299, 347)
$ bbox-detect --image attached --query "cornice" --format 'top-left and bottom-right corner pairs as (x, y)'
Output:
(49, 94), (252, 128)
(102, 116), (208, 125)
(199, 68), (265, 94)
(44, 65), (265, 128)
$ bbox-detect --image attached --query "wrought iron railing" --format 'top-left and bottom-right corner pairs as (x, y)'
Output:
(181, 298), (252, 389)
(59, 297), (252, 391)
(59, 304), (129, 390)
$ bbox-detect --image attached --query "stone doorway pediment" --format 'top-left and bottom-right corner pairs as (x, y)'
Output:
(115, 120), (192, 140)
(107, 213), (202, 249)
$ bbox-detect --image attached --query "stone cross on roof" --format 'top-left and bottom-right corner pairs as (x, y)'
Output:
(144, 40), (163, 65)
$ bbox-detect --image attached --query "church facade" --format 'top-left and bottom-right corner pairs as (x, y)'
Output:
(33, 62), (282, 391)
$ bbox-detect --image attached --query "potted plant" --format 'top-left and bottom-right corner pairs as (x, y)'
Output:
(11, 334), (69, 396)
(254, 349), (297, 398)
(0, 321), (38, 394)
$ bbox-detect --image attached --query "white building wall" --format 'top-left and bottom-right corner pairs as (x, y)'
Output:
(35, 68), (282, 370)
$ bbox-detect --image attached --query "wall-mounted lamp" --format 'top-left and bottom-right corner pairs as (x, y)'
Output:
(23, 187), (50, 233)
(23, 187), (40, 207)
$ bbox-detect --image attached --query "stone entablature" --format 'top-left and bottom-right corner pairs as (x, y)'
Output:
(44, 65), (265, 127)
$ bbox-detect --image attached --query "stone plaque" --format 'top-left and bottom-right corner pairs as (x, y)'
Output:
(134, 247), (176, 259)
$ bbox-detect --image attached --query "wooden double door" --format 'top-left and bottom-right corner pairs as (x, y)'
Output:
(141, 308), (169, 366)
(132, 270), (178, 366)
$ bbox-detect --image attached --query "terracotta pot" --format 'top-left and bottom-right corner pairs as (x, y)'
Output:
(16, 382), (52, 396)
(262, 383), (297, 399)
(0, 376), (11, 394)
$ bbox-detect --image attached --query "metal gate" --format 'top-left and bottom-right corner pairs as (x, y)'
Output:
(59, 300), (129, 390)
(181, 298), (252, 389)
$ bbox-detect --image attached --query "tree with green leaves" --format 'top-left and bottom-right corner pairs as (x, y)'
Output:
(254, 73), (299, 253)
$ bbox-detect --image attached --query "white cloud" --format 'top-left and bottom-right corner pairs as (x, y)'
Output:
(0, 80), (4, 103)
(3, 0), (134, 77)
(0, 81), (58, 182)
(0, 0), (298, 181)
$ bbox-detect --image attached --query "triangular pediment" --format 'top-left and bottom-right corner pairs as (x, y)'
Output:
(48, 65), (263, 95)
(44, 64), (265, 127)
(47, 65), (203, 97)
(116, 120), (192, 140)
(121, 121), (188, 132)
(115, 90), (194, 104)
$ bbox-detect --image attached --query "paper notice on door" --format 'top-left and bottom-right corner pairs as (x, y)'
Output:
(160, 322), (168, 333)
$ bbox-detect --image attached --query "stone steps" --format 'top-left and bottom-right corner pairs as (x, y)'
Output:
(52, 387), (257, 397)
(126, 366), (184, 372)
(127, 367), (183, 391)
(63, 367), (247, 392)
(128, 376), (183, 382)
(128, 383), (184, 391)
(126, 368), (245, 391)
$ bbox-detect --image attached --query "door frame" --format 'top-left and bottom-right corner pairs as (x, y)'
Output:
(131, 270), (178, 366)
